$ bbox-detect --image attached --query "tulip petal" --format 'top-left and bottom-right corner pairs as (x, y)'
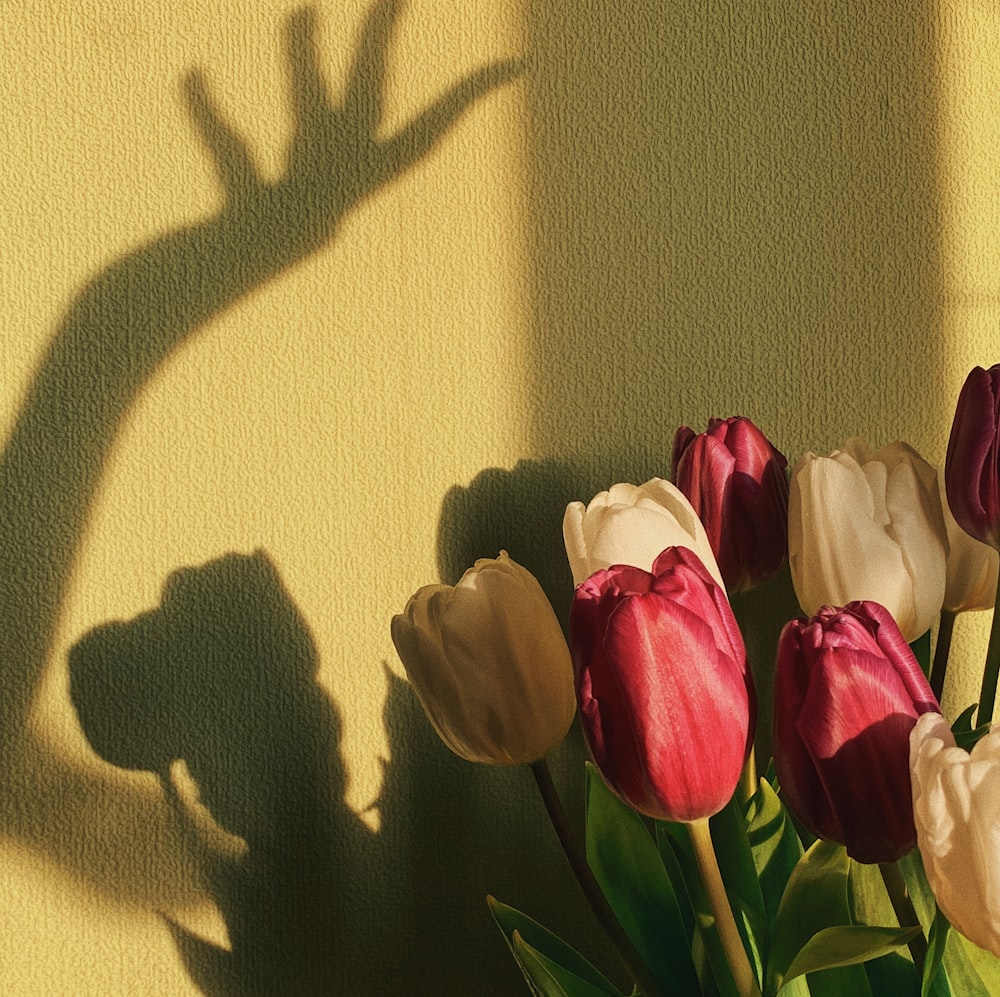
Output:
(672, 417), (788, 591)
(651, 548), (747, 671)
(564, 478), (725, 590)
(946, 366), (1000, 546)
(392, 554), (575, 766)
(600, 593), (749, 821)
(562, 502), (590, 584)
(775, 603), (938, 863)
(790, 442), (946, 640)
(912, 714), (1000, 956)
(794, 647), (920, 862)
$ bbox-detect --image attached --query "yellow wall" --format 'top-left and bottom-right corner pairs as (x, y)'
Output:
(0, 1), (998, 993)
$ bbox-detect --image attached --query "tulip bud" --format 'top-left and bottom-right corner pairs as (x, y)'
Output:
(570, 546), (754, 823)
(563, 478), (724, 591)
(788, 438), (947, 641)
(910, 712), (1000, 957)
(938, 471), (1000, 612)
(390, 552), (576, 765)
(671, 416), (789, 592)
(945, 364), (1000, 550)
(773, 601), (939, 863)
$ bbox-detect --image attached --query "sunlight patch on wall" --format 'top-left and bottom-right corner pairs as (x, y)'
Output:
(934, 2), (1000, 717)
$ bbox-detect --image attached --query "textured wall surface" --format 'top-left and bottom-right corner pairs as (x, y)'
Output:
(0, 1), (998, 993)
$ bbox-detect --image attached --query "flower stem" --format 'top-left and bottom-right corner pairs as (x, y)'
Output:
(738, 747), (758, 805)
(879, 861), (927, 970)
(529, 760), (664, 997)
(687, 817), (758, 997)
(977, 581), (1000, 726)
(930, 609), (956, 702)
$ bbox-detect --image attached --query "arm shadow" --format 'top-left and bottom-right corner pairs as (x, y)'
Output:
(0, 0), (524, 964)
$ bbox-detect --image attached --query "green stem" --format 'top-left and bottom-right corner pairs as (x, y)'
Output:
(977, 582), (1000, 726)
(929, 609), (956, 703)
(879, 861), (927, 971)
(530, 760), (665, 997)
(688, 817), (758, 997)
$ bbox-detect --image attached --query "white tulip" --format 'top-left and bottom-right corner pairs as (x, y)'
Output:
(938, 472), (1000, 613)
(788, 439), (947, 641)
(562, 478), (724, 590)
(391, 552), (576, 765)
(910, 712), (1000, 957)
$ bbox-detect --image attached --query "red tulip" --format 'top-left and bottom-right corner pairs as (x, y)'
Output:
(672, 416), (788, 592)
(570, 546), (755, 822)
(945, 364), (1000, 549)
(773, 601), (939, 863)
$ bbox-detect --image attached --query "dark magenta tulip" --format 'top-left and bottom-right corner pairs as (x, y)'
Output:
(570, 546), (755, 822)
(945, 364), (1000, 549)
(773, 601), (939, 863)
(672, 416), (789, 592)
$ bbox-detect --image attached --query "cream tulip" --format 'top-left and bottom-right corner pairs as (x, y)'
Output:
(910, 712), (1000, 957)
(391, 552), (576, 765)
(788, 439), (947, 641)
(562, 478), (724, 590)
(938, 472), (1000, 613)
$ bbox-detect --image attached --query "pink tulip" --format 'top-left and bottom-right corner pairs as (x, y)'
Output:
(672, 416), (789, 592)
(570, 546), (755, 823)
(945, 364), (1000, 549)
(774, 601), (939, 863)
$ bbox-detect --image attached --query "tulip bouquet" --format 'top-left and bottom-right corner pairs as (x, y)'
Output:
(391, 368), (1000, 997)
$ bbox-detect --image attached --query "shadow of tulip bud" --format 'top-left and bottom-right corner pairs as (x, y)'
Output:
(69, 552), (324, 828)
(436, 455), (670, 627)
(69, 550), (374, 994)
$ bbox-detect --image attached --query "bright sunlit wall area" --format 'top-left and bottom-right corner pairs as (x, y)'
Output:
(0, 2), (998, 994)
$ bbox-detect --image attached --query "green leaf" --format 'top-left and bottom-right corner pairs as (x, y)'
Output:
(922, 908), (951, 997)
(767, 841), (885, 996)
(899, 850), (992, 997)
(488, 897), (620, 995)
(897, 852), (938, 933)
(656, 824), (696, 943)
(745, 779), (804, 926)
(585, 765), (700, 995)
(799, 965), (872, 997)
(511, 932), (625, 997)
(860, 951), (919, 997)
(959, 935), (1000, 995)
(949, 704), (992, 752)
(768, 841), (850, 990)
(951, 704), (978, 736)
(845, 861), (919, 996)
(782, 925), (921, 984)
(954, 724), (992, 753)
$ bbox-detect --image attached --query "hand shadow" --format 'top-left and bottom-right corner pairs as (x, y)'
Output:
(0, 0), (524, 749)
(70, 551), (379, 996)
(0, 0), (523, 935)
